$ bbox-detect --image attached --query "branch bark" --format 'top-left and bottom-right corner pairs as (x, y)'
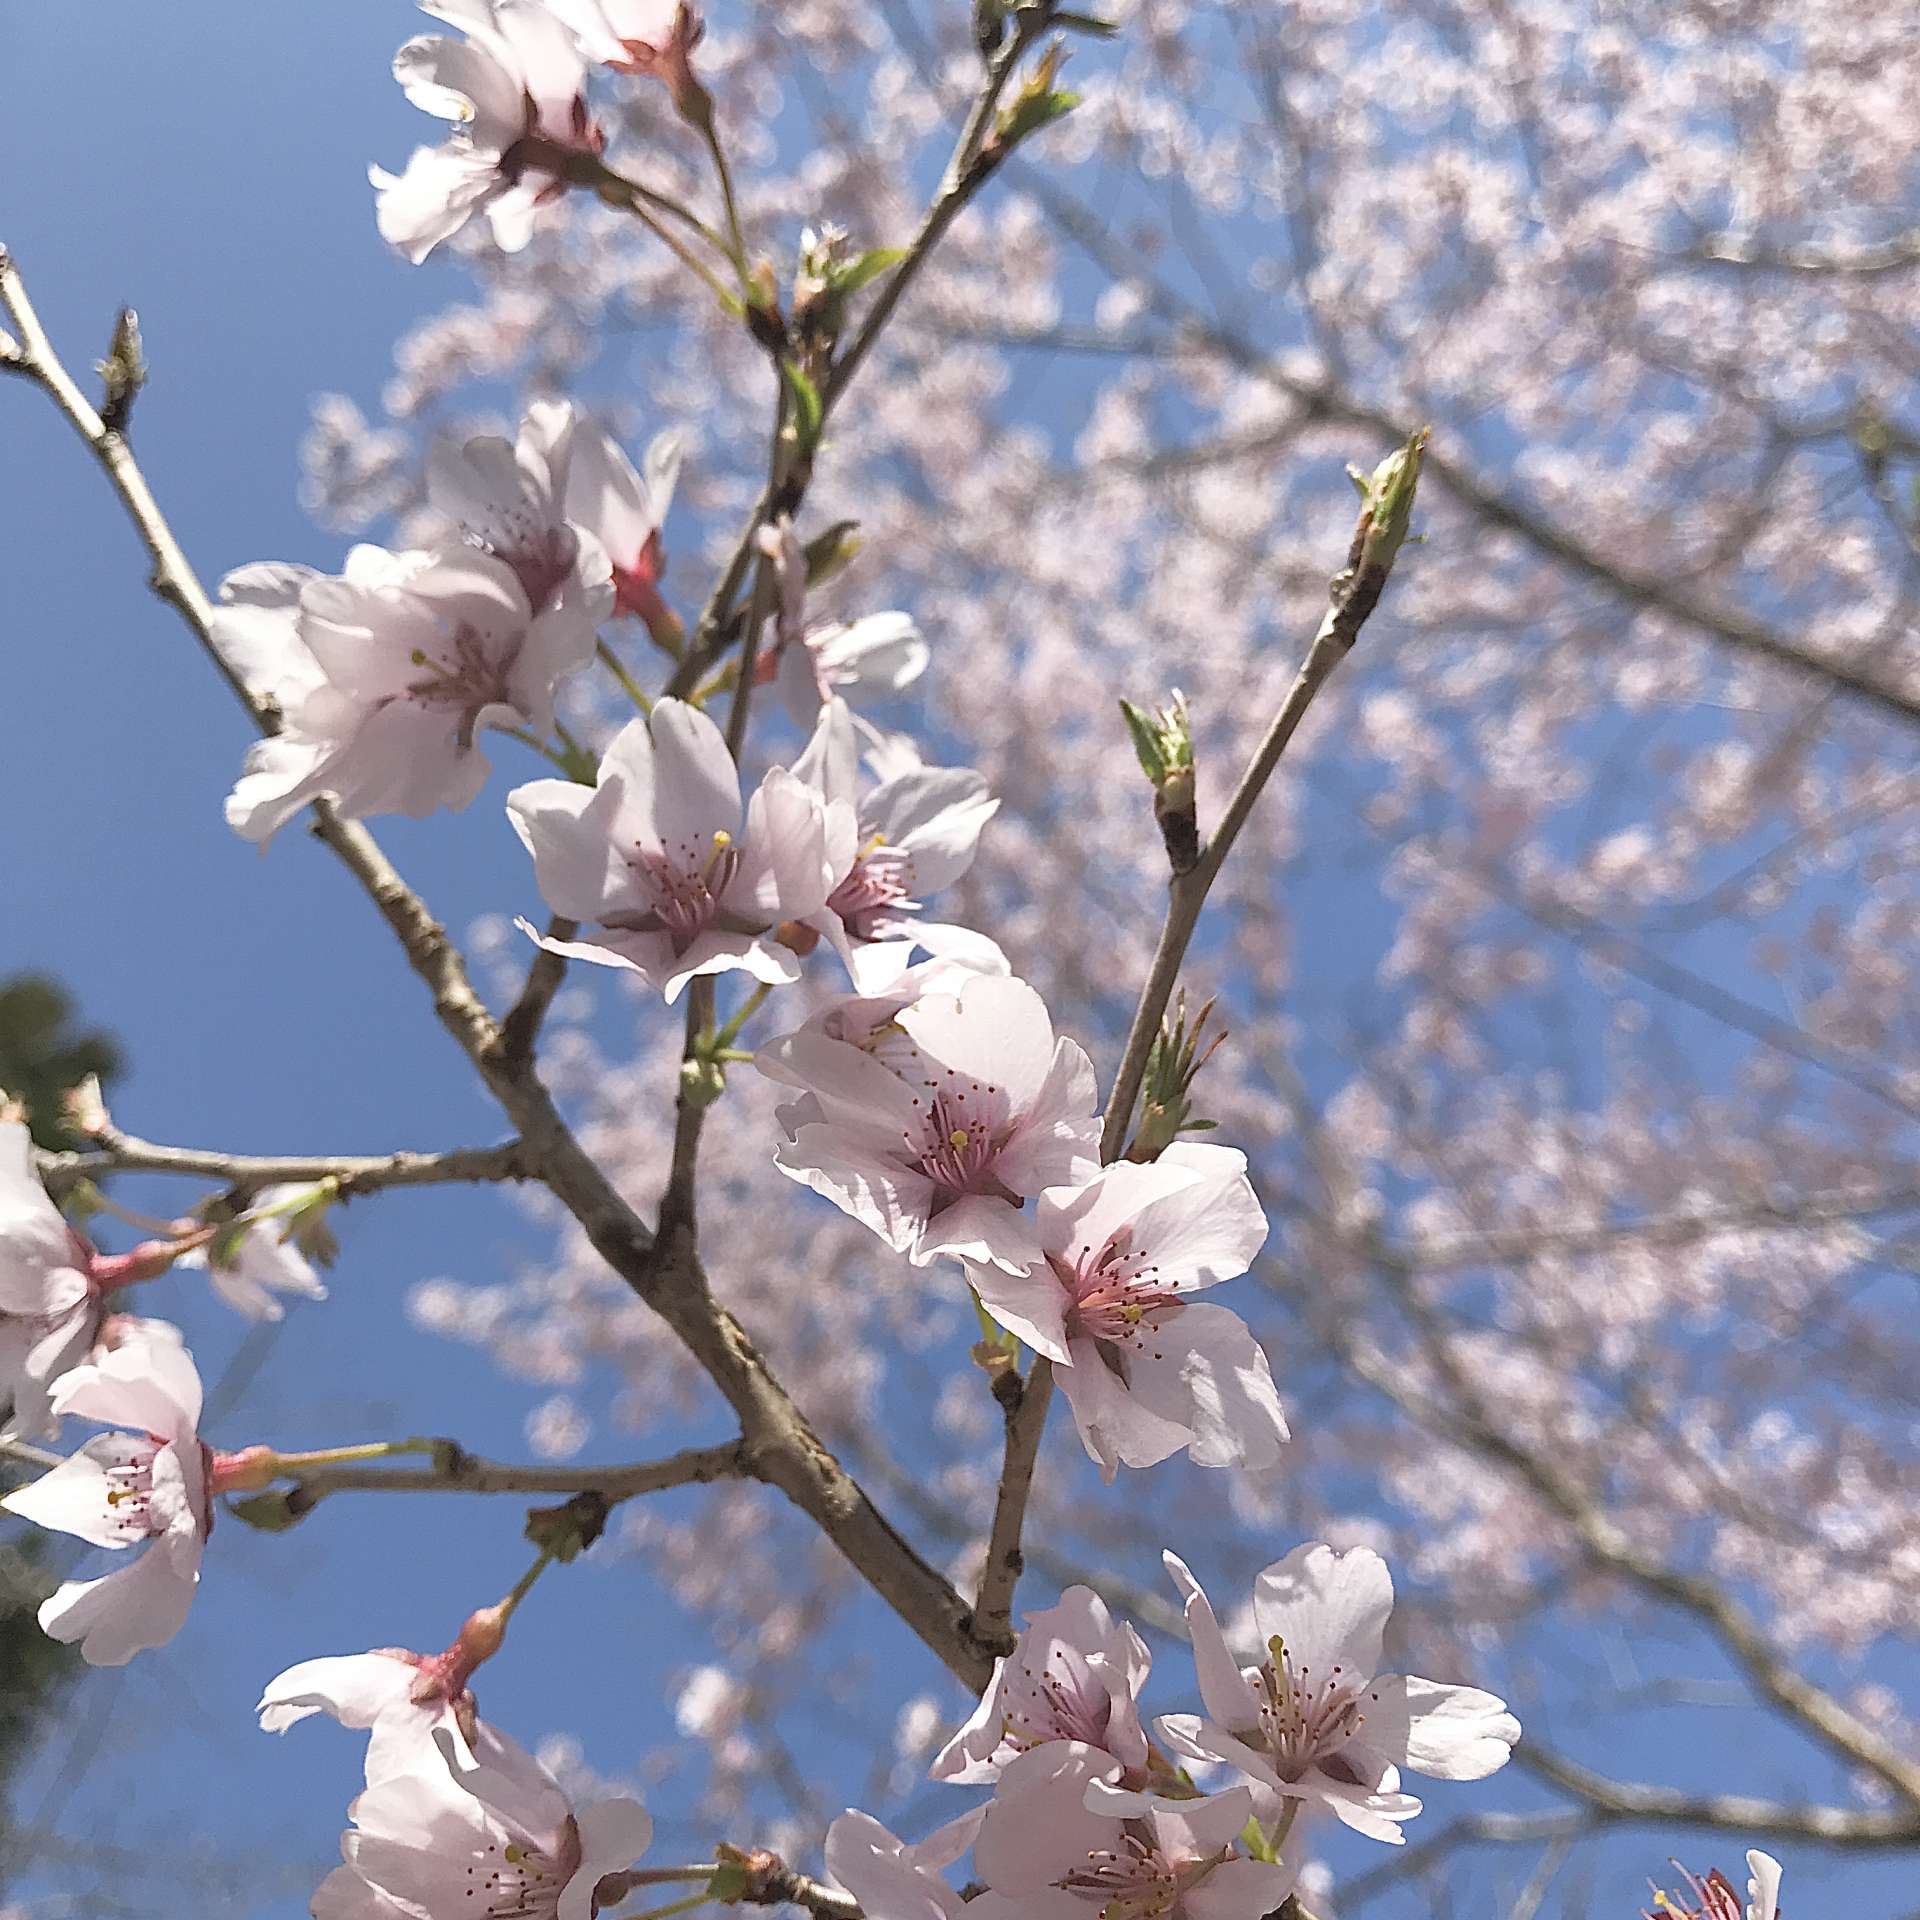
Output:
(38, 1133), (530, 1200)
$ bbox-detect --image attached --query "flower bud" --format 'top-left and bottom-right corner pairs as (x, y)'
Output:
(1119, 690), (1199, 872)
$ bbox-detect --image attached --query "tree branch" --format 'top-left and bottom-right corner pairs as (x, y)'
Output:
(0, 248), (996, 1694)
(38, 1132), (531, 1201)
(972, 437), (1423, 1647)
(287, 1437), (749, 1506)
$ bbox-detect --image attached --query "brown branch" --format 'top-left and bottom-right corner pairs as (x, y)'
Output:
(0, 248), (995, 1694)
(288, 1437), (749, 1505)
(499, 918), (577, 1065)
(38, 1132), (530, 1201)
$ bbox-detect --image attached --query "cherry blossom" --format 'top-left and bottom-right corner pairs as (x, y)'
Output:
(970, 1744), (1295, 1920)
(312, 1729), (652, 1920)
(933, 1584), (1153, 1787)
(260, 1648), (491, 1784)
(757, 518), (930, 733)
(428, 402), (615, 640)
(792, 698), (1000, 990)
(1648, 1851), (1784, 1920)
(757, 971), (1099, 1271)
(1, 1332), (212, 1666)
(1158, 1545), (1520, 1845)
(221, 543), (601, 842)
(546, 0), (704, 109)
(822, 1805), (985, 1920)
(559, 416), (683, 636)
(372, 0), (603, 263)
(508, 697), (852, 1001)
(178, 1185), (330, 1323)
(968, 1144), (1286, 1478)
(0, 1116), (107, 1439)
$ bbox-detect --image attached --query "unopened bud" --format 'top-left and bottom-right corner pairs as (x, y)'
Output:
(63, 1074), (111, 1138)
(1119, 691), (1198, 872)
(679, 1056), (727, 1109)
(1346, 426), (1429, 577)
(456, 1601), (511, 1670)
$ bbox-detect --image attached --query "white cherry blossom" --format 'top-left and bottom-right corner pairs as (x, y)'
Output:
(560, 417), (683, 636)
(429, 401), (615, 627)
(1, 1333), (211, 1666)
(178, 1184), (330, 1323)
(1158, 1545), (1520, 1846)
(372, 0), (603, 263)
(791, 699), (999, 991)
(312, 1729), (652, 1920)
(222, 543), (601, 842)
(970, 1745), (1294, 1920)
(967, 1144), (1287, 1478)
(758, 971), (1099, 1271)
(0, 1117), (106, 1439)
(822, 1805), (985, 1920)
(509, 697), (851, 1001)
(933, 1584), (1152, 1787)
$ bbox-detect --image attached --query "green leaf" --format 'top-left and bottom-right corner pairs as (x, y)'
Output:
(998, 86), (1080, 148)
(829, 247), (907, 299)
(778, 358), (825, 453)
(1118, 698), (1168, 783)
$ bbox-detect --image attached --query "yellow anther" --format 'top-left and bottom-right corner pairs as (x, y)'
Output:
(949, 1128), (971, 1150)
(504, 1845), (525, 1865)
(711, 830), (733, 848)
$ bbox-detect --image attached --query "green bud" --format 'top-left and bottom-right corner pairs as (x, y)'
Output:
(679, 1056), (727, 1109)
(992, 40), (1080, 153)
(1119, 691), (1198, 872)
(1127, 991), (1226, 1161)
(803, 520), (863, 587)
(1347, 426), (1429, 575)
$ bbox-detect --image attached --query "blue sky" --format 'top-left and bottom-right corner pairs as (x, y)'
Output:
(1, 6), (1914, 1918)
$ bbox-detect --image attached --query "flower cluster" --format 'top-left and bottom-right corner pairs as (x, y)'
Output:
(829, 1550), (1522, 1916)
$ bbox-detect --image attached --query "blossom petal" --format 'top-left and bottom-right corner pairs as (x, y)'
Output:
(1251, 1542), (1393, 1687)
(40, 1541), (198, 1665)
(1361, 1674), (1520, 1781)
(1162, 1553), (1261, 1732)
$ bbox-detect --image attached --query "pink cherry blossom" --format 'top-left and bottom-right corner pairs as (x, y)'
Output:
(559, 417), (683, 633)
(793, 699), (1000, 991)
(1648, 1851), (1784, 1920)
(757, 971), (1099, 1271)
(222, 543), (601, 843)
(371, 0), (603, 264)
(968, 1144), (1287, 1478)
(259, 1647), (497, 1784)
(970, 1744), (1294, 1920)
(178, 1184), (330, 1323)
(1, 1332), (211, 1666)
(933, 1583), (1153, 1787)
(312, 1729), (652, 1920)
(822, 1805), (985, 1920)
(509, 697), (852, 1001)
(1158, 1545), (1520, 1846)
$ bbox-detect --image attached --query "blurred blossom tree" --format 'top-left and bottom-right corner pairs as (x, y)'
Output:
(0, 2), (1915, 1917)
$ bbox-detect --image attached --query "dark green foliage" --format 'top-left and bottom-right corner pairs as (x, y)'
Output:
(0, 973), (123, 1151)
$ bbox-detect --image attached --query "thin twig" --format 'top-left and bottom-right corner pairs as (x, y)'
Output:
(288, 1437), (748, 1506)
(972, 456), (1420, 1646)
(37, 1132), (529, 1201)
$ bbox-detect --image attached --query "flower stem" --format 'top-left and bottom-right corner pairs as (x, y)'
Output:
(597, 639), (654, 714)
(699, 119), (749, 277)
(625, 1894), (712, 1920)
(272, 1438), (437, 1472)
(709, 984), (770, 1052)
